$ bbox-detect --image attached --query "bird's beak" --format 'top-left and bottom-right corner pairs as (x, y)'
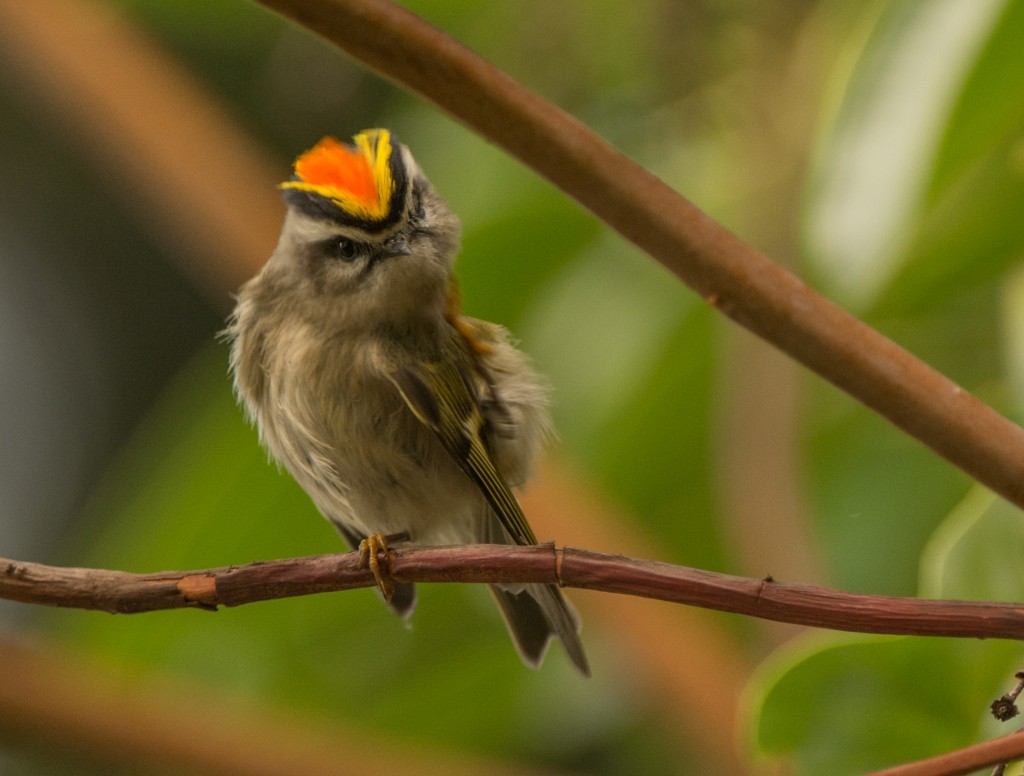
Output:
(383, 235), (412, 257)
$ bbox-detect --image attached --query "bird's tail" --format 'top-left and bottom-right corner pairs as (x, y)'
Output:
(489, 583), (590, 676)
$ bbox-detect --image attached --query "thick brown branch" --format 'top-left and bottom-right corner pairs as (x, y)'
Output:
(4, 547), (1024, 640)
(248, 0), (1024, 510)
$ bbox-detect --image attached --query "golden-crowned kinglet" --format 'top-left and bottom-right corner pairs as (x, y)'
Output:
(227, 129), (588, 675)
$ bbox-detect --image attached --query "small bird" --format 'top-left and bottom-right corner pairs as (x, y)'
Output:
(227, 129), (588, 675)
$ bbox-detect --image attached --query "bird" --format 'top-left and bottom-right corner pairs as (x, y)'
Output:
(226, 129), (589, 675)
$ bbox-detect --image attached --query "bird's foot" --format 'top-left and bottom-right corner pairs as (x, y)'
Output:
(358, 532), (408, 602)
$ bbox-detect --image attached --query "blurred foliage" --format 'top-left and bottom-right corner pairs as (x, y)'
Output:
(753, 1), (1024, 773)
(749, 492), (1024, 775)
(3, 0), (1024, 774)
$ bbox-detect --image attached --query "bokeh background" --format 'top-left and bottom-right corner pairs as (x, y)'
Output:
(2, 1), (1024, 774)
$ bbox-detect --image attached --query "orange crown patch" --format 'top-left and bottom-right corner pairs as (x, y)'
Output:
(280, 129), (398, 223)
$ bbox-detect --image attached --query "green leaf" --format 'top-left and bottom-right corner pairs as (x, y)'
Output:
(920, 487), (1024, 601)
(928, 0), (1024, 201)
(847, 0), (1024, 315)
(747, 634), (1017, 775)
(804, 0), (1009, 308)
(1001, 265), (1024, 413)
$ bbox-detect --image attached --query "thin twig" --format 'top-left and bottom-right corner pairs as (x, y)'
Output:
(987, 671), (1024, 776)
(4, 546), (1024, 640)
(990, 672), (1024, 723)
(866, 731), (1024, 776)
(248, 0), (1024, 510)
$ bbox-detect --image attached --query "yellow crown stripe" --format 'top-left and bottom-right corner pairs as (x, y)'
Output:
(356, 129), (396, 216)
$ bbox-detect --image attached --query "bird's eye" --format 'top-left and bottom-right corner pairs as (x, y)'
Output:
(332, 237), (361, 261)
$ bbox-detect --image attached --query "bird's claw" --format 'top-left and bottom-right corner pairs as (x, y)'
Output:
(359, 533), (397, 602)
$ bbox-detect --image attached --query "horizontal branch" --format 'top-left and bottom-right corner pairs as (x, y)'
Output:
(4, 546), (1024, 640)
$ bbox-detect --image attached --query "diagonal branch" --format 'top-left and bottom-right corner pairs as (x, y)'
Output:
(4, 546), (1024, 640)
(248, 0), (1024, 509)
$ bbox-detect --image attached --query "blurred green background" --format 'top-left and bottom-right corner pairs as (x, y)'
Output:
(3, 1), (1024, 774)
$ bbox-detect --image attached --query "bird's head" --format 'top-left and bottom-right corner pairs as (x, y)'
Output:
(271, 129), (461, 327)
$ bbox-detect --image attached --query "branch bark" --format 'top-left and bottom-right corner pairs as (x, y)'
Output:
(247, 0), (1024, 510)
(4, 546), (1024, 640)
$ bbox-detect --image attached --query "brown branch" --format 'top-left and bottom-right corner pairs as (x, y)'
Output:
(247, 0), (1024, 510)
(866, 731), (1024, 776)
(4, 546), (1024, 640)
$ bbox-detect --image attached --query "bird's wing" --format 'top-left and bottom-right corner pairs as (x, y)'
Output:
(388, 357), (538, 546)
